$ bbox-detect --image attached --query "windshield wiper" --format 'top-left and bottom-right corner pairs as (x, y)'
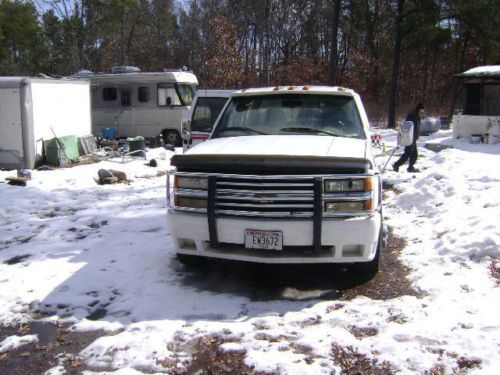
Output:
(220, 126), (268, 135)
(280, 127), (338, 137)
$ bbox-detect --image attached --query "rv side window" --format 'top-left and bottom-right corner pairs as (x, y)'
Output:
(138, 87), (149, 102)
(120, 89), (131, 107)
(158, 84), (182, 106)
(103, 87), (117, 101)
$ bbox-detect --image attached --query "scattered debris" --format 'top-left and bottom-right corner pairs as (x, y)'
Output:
(179, 335), (262, 375)
(348, 326), (379, 339)
(86, 308), (107, 321)
(490, 261), (500, 282)
(6, 176), (28, 187)
(331, 343), (394, 374)
(36, 165), (53, 171)
(17, 170), (31, 180)
(146, 158), (158, 167)
(108, 169), (128, 182)
(456, 356), (481, 370)
(424, 143), (453, 153)
(88, 220), (108, 229)
(425, 363), (446, 375)
(0, 322), (105, 375)
(4, 254), (31, 265)
(96, 169), (128, 184)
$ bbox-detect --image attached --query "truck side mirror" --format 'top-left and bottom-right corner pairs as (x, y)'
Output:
(181, 119), (192, 153)
(181, 126), (191, 141)
(166, 97), (172, 107)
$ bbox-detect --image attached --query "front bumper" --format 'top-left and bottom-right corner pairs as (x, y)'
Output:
(167, 209), (381, 264)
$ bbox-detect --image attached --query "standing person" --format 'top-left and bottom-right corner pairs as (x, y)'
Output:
(393, 102), (425, 173)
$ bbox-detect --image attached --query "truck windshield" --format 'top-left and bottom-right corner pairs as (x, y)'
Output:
(192, 97), (229, 132)
(176, 84), (197, 106)
(212, 94), (365, 139)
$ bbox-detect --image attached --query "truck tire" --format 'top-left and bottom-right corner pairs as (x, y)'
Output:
(354, 227), (382, 279)
(162, 130), (181, 147)
(176, 253), (206, 268)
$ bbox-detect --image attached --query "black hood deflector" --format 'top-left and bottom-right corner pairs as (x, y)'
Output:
(171, 154), (370, 174)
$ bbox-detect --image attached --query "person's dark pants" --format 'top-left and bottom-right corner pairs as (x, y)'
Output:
(394, 142), (418, 169)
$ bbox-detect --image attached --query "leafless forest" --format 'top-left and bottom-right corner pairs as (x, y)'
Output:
(1, 0), (498, 123)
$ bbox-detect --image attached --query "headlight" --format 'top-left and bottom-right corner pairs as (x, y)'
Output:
(325, 200), (372, 212)
(175, 176), (208, 190)
(324, 178), (371, 193)
(176, 197), (208, 209)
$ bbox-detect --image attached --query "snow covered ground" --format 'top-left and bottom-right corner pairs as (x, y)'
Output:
(0, 131), (499, 374)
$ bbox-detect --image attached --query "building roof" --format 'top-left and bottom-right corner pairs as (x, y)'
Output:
(456, 65), (500, 78)
(0, 76), (88, 89)
(84, 71), (198, 85)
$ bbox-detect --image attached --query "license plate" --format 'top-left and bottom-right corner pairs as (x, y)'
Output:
(244, 229), (283, 251)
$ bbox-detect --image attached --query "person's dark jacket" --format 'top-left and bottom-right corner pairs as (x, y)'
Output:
(405, 108), (421, 142)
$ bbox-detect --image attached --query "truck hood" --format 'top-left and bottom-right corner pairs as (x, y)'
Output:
(187, 135), (368, 160)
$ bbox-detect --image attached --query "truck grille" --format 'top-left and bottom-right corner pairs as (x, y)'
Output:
(215, 176), (315, 217)
(170, 172), (374, 219)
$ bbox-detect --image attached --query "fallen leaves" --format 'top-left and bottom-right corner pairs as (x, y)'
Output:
(331, 343), (394, 375)
(456, 356), (481, 370)
(490, 261), (500, 282)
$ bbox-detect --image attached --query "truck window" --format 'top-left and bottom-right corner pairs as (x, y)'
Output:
(120, 89), (131, 107)
(212, 94), (365, 139)
(158, 83), (182, 106)
(191, 97), (228, 132)
(102, 87), (117, 101)
(176, 84), (196, 106)
(138, 86), (149, 102)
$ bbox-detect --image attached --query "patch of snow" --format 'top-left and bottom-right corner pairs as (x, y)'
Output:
(44, 365), (66, 375)
(0, 334), (38, 353)
(1, 142), (500, 373)
(82, 369), (162, 375)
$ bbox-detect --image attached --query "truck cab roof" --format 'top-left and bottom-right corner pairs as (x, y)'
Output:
(232, 86), (356, 97)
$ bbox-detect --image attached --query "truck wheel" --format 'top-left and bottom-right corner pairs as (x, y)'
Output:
(355, 229), (382, 279)
(176, 253), (206, 268)
(162, 130), (181, 147)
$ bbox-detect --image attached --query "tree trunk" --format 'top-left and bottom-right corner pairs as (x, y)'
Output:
(328, 0), (341, 85)
(449, 32), (469, 117)
(387, 0), (405, 128)
(79, 3), (85, 68)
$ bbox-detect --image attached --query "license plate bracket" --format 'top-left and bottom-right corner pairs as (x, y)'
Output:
(244, 229), (283, 251)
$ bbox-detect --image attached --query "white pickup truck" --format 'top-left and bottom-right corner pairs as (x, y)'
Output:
(167, 86), (383, 274)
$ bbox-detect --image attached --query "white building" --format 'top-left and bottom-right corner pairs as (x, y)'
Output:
(452, 65), (500, 142)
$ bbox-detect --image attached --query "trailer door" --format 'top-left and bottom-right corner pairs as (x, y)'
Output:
(0, 87), (24, 169)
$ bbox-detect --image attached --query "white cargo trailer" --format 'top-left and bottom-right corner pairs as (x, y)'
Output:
(0, 77), (91, 170)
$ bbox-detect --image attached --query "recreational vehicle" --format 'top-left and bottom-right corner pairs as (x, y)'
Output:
(0, 77), (91, 170)
(81, 67), (198, 146)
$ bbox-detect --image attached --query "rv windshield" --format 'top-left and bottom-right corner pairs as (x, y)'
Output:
(177, 84), (196, 106)
(212, 94), (365, 139)
(192, 97), (229, 132)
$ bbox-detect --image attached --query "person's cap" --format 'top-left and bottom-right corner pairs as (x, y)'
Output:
(416, 102), (425, 110)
